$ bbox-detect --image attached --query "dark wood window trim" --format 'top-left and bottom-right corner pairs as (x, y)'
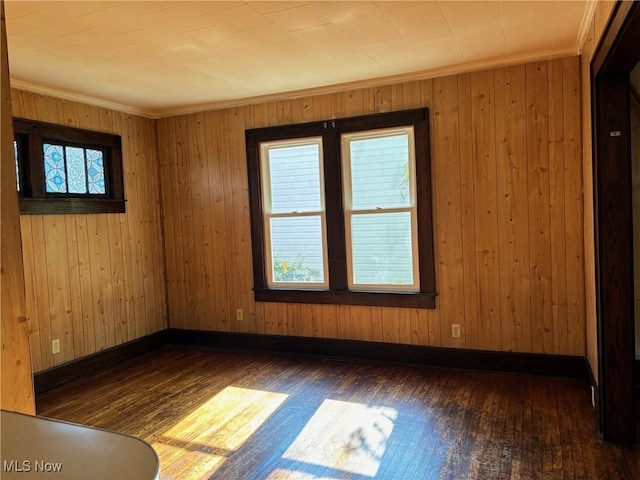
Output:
(14, 118), (125, 215)
(246, 108), (436, 309)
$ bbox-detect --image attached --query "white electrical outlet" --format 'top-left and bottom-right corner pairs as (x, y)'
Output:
(52, 339), (60, 355)
(451, 324), (461, 338)
(236, 309), (244, 321)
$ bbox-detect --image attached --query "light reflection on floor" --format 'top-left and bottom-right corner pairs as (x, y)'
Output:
(282, 399), (398, 477)
(267, 469), (340, 480)
(152, 386), (289, 479)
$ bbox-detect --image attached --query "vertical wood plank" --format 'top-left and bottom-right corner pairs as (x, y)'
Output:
(205, 111), (230, 331)
(547, 58), (569, 355)
(371, 306), (384, 342)
(75, 217), (96, 356)
(562, 56), (585, 356)
(398, 308), (411, 344)
(494, 65), (532, 352)
(410, 308), (429, 346)
(228, 107), (254, 333)
(322, 304), (339, 339)
(263, 303), (279, 335)
(349, 306), (372, 342)
(526, 61), (553, 354)
(382, 307), (400, 343)
(104, 123), (127, 344)
(177, 114), (199, 330)
(432, 75), (465, 349)
(187, 113), (210, 331)
(471, 70), (501, 351)
(374, 85), (393, 113)
(420, 78), (441, 347)
(31, 217), (53, 370)
(19, 217), (42, 372)
(402, 80), (423, 109)
(459, 79), (480, 344)
(341, 89), (364, 117)
(286, 303), (301, 337)
(169, 115), (188, 329)
(338, 305), (351, 340)
(43, 216), (74, 365)
(218, 111), (235, 331)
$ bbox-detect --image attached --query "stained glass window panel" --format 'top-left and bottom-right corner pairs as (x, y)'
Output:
(14, 140), (19, 191)
(66, 146), (87, 194)
(86, 149), (105, 194)
(44, 143), (67, 193)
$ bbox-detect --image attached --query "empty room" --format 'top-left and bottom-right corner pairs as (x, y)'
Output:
(1, 1), (639, 479)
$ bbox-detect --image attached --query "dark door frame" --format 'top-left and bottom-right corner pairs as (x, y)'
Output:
(592, 0), (640, 445)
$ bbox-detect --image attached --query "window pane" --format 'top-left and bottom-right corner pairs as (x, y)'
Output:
(87, 149), (106, 194)
(44, 143), (67, 193)
(268, 143), (321, 213)
(350, 212), (415, 287)
(66, 146), (87, 194)
(14, 140), (19, 191)
(349, 134), (410, 210)
(270, 216), (325, 284)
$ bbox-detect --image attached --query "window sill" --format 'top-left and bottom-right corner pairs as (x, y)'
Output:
(254, 288), (436, 309)
(19, 198), (126, 215)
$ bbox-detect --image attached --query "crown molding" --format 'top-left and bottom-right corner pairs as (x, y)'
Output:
(9, 78), (157, 119)
(12, 47), (580, 120)
(153, 48), (580, 118)
(576, 0), (599, 53)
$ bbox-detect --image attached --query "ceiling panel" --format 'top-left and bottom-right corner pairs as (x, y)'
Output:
(5, 0), (592, 116)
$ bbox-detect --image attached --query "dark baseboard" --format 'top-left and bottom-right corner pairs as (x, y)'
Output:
(34, 330), (170, 395)
(33, 329), (590, 396)
(167, 329), (586, 378)
(586, 359), (601, 435)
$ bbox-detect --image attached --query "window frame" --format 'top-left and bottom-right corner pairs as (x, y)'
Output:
(260, 136), (329, 289)
(246, 108), (436, 309)
(13, 118), (125, 215)
(341, 126), (420, 293)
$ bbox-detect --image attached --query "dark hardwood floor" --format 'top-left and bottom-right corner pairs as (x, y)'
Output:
(36, 347), (639, 480)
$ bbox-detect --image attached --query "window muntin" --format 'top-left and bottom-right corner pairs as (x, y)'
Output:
(341, 127), (419, 292)
(260, 137), (328, 289)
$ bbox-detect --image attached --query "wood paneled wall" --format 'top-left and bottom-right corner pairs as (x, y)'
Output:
(1, 0), (34, 413)
(158, 56), (585, 356)
(580, 0), (617, 382)
(10, 89), (167, 373)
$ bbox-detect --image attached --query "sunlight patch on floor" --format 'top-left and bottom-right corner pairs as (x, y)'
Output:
(267, 469), (340, 480)
(162, 386), (289, 450)
(153, 386), (289, 479)
(282, 399), (398, 477)
(150, 442), (225, 480)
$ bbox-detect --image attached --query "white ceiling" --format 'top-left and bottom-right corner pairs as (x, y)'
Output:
(5, 1), (594, 117)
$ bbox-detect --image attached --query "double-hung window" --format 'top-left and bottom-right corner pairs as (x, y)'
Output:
(261, 137), (328, 288)
(13, 118), (125, 214)
(246, 108), (436, 308)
